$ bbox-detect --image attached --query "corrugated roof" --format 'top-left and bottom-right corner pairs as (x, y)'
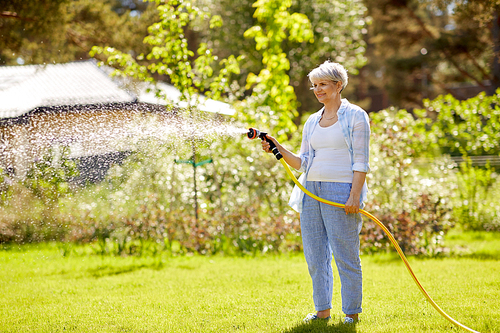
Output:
(0, 59), (236, 119)
(138, 82), (235, 116)
(0, 60), (136, 119)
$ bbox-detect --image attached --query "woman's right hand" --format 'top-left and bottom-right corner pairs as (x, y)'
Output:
(261, 134), (278, 154)
(260, 134), (302, 170)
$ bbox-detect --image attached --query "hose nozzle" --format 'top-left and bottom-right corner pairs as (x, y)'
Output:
(247, 128), (283, 160)
(247, 128), (264, 140)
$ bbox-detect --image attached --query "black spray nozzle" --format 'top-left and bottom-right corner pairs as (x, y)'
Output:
(247, 128), (283, 160)
(247, 128), (265, 140)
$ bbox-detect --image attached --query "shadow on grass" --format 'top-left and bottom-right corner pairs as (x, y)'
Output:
(282, 320), (357, 333)
(366, 247), (500, 263)
(87, 261), (164, 278)
(452, 252), (500, 260)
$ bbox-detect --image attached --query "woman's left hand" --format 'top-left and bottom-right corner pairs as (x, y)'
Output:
(345, 171), (366, 214)
(344, 195), (360, 214)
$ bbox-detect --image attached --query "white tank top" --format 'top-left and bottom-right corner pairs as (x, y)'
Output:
(307, 121), (353, 183)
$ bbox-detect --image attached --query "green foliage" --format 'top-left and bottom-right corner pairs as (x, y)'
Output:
(455, 158), (500, 231)
(1, 0), (156, 65)
(0, 147), (81, 244)
(240, 0), (313, 140)
(200, 0), (367, 116)
(365, 108), (456, 255)
(0, 0), (69, 64)
(423, 90), (500, 157)
(3, 90), (499, 254)
(83, 0), (306, 255)
(4, 0), (499, 255)
(364, 90), (500, 247)
(0, 168), (12, 204)
(23, 147), (79, 209)
(90, 0), (242, 110)
(416, 90), (500, 232)
(361, 0), (499, 109)
(59, 129), (302, 256)
(237, 0), (368, 136)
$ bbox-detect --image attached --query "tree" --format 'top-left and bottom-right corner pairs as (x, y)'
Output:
(90, 0), (241, 109)
(423, 90), (500, 158)
(448, 0), (500, 95)
(90, 0), (244, 223)
(360, 0), (500, 110)
(0, 0), (156, 65)
(2, 0), (368, 119)
(197, 0), (368, 117)
(240, 0), (314, 138)
(1, 0), (68, 64)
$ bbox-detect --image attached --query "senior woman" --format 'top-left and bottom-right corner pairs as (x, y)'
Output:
(261, 61), (370, 324)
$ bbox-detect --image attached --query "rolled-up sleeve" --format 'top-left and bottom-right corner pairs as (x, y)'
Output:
(352, 110), (371, 173)
(298, 136), (309, 173)
(297, 115), (316, 173)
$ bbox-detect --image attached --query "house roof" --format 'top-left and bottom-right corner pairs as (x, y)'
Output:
(0, 60), (136, 119)
(138, 81), (235, 116)
(0, 59), (235, 120)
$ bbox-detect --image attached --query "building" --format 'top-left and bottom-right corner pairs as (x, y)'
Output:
(0, 60), (235, 182)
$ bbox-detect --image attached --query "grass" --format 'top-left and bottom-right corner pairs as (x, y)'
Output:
(443, 228), (500, 260)
(0, 231), (498, 333)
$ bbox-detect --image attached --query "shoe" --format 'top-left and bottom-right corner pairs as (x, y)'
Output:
(303, 313), (331, 323)
(343, 316), (357, 324)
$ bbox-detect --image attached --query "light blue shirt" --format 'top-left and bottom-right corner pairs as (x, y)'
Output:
(289, 98), (371, 213)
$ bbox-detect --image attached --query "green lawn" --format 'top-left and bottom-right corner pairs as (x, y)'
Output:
(0, 232), (498, 333)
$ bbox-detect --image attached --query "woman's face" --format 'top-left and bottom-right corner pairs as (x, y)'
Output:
(311, 79), (341, 104)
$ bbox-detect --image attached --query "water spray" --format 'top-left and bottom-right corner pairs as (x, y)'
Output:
(247, 128), (479, 333)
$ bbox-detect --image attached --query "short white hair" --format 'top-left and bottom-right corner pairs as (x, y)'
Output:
(308, 60), (348, 92)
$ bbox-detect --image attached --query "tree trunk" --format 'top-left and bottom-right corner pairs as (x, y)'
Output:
(489, 10), (500, 95)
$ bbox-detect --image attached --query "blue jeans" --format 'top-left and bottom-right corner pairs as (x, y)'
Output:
(300, 181), (363, 315)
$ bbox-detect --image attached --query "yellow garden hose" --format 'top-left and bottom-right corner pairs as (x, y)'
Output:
(280, 159), (479, 333)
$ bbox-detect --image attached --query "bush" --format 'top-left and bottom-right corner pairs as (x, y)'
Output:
(455, 158), (500, 231)
(423, 90), (500, 158)
(363, 108), (456, 255)
(52, 121), (303, 256)
(0, 167), (13, 204)
(420, 90), (500, 231)
(55, 108), (461, 256)
(3, 91), (499, 255)
(0, 149), (78, 244)
(22, 147), (79, 209)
